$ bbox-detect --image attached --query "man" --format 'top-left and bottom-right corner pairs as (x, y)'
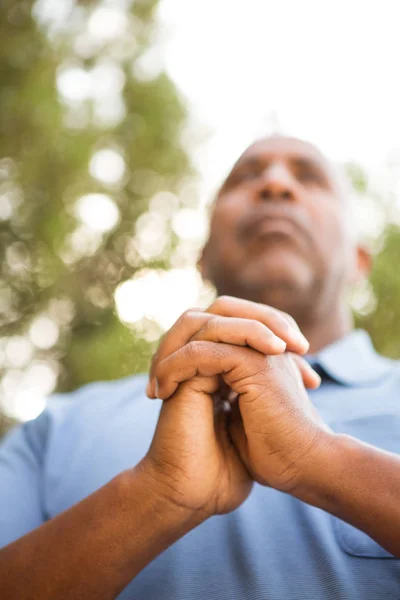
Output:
(1, 135), (400, 600)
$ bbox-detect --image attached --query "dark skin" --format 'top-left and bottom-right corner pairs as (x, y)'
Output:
(147, 137), (400, 557)
(2, 137), (400, 600)
(199, 136), (371, 352)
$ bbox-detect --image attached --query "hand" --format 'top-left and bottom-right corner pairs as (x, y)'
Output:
(147, 295), (310, 398)
(150, 296), (330, 497)
(226, 351), (332, 494)
(145, 297), (318, 515)
(144, 296), (311, 519)
(143, 371), (253, 520)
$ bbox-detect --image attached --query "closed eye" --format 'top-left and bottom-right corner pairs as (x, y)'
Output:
(235, 168), (262, 182)
(227, 160), (265, 186)
(291, 159), (328, 186)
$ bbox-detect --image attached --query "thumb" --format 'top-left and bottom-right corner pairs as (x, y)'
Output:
(155, 375), (220, 450)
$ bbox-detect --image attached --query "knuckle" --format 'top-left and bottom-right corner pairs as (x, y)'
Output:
(200, 315), (219, 335)
(277, 309), (299, 329)
(184, 340), (202, 361)
(178, 309), (196, 326)
(210, 295), (230, 312)
(250, 319), (269, 335)
(155, 355), (177, 385)
(149, 349), (160, 372)
(153, 360), (165, 385)
(184, 340), (213, 365)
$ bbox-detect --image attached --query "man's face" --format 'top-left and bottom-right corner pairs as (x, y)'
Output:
(201, 136), (361, 320)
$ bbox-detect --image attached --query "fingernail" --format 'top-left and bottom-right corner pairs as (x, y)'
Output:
(311, 367), (321, 381)
(155, 381), (160, 398)
(272, 336), (287, 352)
(308, 366), (321, 387)
(290, 331), (309, 351)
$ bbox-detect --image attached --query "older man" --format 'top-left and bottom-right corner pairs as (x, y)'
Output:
(1, 136), (400, 600)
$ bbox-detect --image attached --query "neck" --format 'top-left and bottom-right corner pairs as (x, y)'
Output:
(296, 300), (354, 355)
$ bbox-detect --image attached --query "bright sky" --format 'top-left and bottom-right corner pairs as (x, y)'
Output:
(158, 0), (400, 200)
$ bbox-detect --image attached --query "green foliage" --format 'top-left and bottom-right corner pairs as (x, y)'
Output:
(345, 163), (368, 194)
(0, 0), (193, 434)
(356, 225), (400, 358)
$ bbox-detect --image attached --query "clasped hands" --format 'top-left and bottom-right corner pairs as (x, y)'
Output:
(144, 296), (334, 520)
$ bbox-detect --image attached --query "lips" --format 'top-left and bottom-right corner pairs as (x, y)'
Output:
(253, 217), (299, 238)
(241, 210), (310, 243)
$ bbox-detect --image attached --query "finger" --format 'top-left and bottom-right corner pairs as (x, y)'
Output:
(146, 309), (211, 398)
(155, 342), (320, 401)
(191, 316), (287, 355)
(291, 353), (321, 389)
(152, 375), (221, 468)
(155, 341), (255, 400)
(184, 374), (220, 396)
(207, 296), (309, 354)
(147, 298), (310, 398)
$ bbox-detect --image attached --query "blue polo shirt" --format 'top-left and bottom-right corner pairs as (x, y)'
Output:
(1, 329), (400, 599)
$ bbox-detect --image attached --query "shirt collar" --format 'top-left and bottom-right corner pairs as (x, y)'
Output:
(307, 329), (395, 387)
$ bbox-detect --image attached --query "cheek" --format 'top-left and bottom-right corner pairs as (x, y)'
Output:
(309, 204), (349, 266)
(310, 198), (343, 243)
(210, 201), (243, 245)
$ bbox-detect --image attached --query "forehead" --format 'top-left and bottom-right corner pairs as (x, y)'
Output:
(235, 136), (333, 173)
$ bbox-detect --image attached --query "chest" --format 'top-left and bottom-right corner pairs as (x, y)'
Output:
(45, 385), (400, 599)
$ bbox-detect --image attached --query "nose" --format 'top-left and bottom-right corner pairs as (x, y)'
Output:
(258, 163), (295, 202)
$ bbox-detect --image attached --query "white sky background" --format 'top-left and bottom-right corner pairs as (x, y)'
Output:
(158, 0), (400, 199)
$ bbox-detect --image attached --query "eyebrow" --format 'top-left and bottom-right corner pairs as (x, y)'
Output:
(233, 156), (264, 170)
(290, 156), (325, 171)
(233, 153), (328, 175)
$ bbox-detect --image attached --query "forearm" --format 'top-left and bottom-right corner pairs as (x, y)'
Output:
(297, 433), (400, 557)
(0, 460), (204, 600)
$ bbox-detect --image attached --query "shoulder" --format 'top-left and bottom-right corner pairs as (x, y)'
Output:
(45, 373), (149, 422)
(4, 373), (151, 458)
(0, 374), (157, 528)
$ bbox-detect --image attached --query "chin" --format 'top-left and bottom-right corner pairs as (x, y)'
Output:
(231, 262), (314, 309)
(248, 245), (309, 273)
(243, 261), (313, 291)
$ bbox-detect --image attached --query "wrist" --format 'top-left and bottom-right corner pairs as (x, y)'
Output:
(291, 429), (344, 507)
(131, 457), (210, 529)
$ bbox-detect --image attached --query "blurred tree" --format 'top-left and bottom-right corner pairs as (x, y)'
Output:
(357, 224), (400, 358)
(343, 163), (400, 356)
(0, 0), (195, 434)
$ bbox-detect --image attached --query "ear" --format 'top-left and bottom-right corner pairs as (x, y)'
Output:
(352, 245), (372, 283)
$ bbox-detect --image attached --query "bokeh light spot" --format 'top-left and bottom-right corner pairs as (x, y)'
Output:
(89, 149), (125, 185)
(5, 337), (33, 368)
(115, 267), (203, 331)
(57, 66), (90, 103)
(88, 7), (128, 41)
(76, 193), (120, 233)
(172, 208), (207, 241)
(29, 316), (59, 349)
